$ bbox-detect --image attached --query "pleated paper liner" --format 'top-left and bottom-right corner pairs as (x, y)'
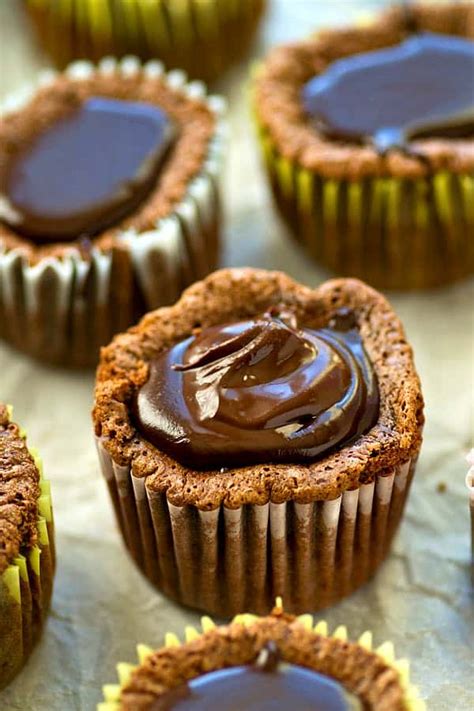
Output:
(98, 604), (426, 711)
(97, 432), (419, 617)
(0, 57), (226, 367)
(252, 81), (474, 291)
(25, 0), (266, 83)
(0, 411), (55, 690)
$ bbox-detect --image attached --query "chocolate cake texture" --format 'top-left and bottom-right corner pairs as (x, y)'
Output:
(94, 268), (423, 616)
(0, 57), (226, 366)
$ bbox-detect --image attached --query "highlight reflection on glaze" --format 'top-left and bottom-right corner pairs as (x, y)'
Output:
(302, 33), (474, 153)
(134, 309), (379, 469)
(2, 97), (175, 242)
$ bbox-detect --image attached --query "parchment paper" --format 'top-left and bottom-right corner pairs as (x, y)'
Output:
(0, 1), (473, 709)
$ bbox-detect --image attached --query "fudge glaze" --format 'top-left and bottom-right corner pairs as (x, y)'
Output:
(148, 642), (360, 710)
(1, 97), (175, 242)
(134, 308), (379, 469)
(302, 33), (474, 153)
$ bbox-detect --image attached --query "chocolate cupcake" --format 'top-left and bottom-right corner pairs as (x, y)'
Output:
(24, 0), (266, 83)
(253, 2), (474, 289)
(93, 268), (424, 616)
(98, 605), (426, 710)
(0, 404), (55, 689)
(0, 57), (225, 366)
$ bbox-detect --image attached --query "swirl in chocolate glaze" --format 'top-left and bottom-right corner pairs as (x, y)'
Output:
(134, 309), (379, 469)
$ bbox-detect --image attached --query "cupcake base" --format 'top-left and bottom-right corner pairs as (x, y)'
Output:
(0, 479), (55, 690)
(257, 127), (474, 291)
(25, 0), (266, 83)
(97, 436), (416, 616)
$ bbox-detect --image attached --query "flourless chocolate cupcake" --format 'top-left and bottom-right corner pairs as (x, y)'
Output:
(0, 404), (55, 689)
(93, 268), (424, 617)
(253, 2), (474, 289)
(98, 605), (426, 710)
(0, 57), (225, 367)
(24, 0), (266, 83)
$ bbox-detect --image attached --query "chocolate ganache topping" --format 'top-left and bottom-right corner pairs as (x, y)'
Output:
(302, 33), (474, 154)
(134, 308), (379, 469)
(0, 97), (175, 242)
(149, 643), (360, 710)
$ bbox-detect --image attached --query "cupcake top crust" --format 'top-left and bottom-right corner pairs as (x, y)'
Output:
(118, 611), (409, 711)
(93, 269), (424, 509)
(0, 404), (41, 574)
(254, 1), (474, 179)
(0, 62), (217, 263)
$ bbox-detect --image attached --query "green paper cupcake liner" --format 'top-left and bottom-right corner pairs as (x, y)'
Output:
(96, 433), (419, 617)
(98, 608), (426, 711)
(25, 0), (266, 82)
(0, 410), (55, 690)
(255, 119), (474, 290)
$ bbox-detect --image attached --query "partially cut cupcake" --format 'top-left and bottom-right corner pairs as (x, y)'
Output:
(0, 404), (55, 689)
(98, 605), (426, 710)
(0, 57), (225, 366)
(253, 2), (474, 289)
(93, 268), (424, 617)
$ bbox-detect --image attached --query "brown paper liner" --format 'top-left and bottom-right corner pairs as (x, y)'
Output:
(97, 436), (417, 616)
(25, 0), (266, 83)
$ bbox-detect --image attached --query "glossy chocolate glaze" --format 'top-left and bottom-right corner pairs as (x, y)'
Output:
(148, 643), (359, 711)
(302, 33), (474, 153)
(134, 309), (379, 469)
(1, 97), (175, 242)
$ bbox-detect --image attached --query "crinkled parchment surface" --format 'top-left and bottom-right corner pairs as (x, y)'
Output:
(0, 1), (472, 709)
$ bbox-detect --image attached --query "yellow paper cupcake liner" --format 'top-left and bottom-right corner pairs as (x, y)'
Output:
(98, 601), (426, 711)
(25, 0), (266, 82)
(0, 406), (55, 690)
(252, 71), (474, 291)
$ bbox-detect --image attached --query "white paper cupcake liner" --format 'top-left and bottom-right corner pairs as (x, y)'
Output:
(96, 435), (417, 617)
(0, 58), (226, 367)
